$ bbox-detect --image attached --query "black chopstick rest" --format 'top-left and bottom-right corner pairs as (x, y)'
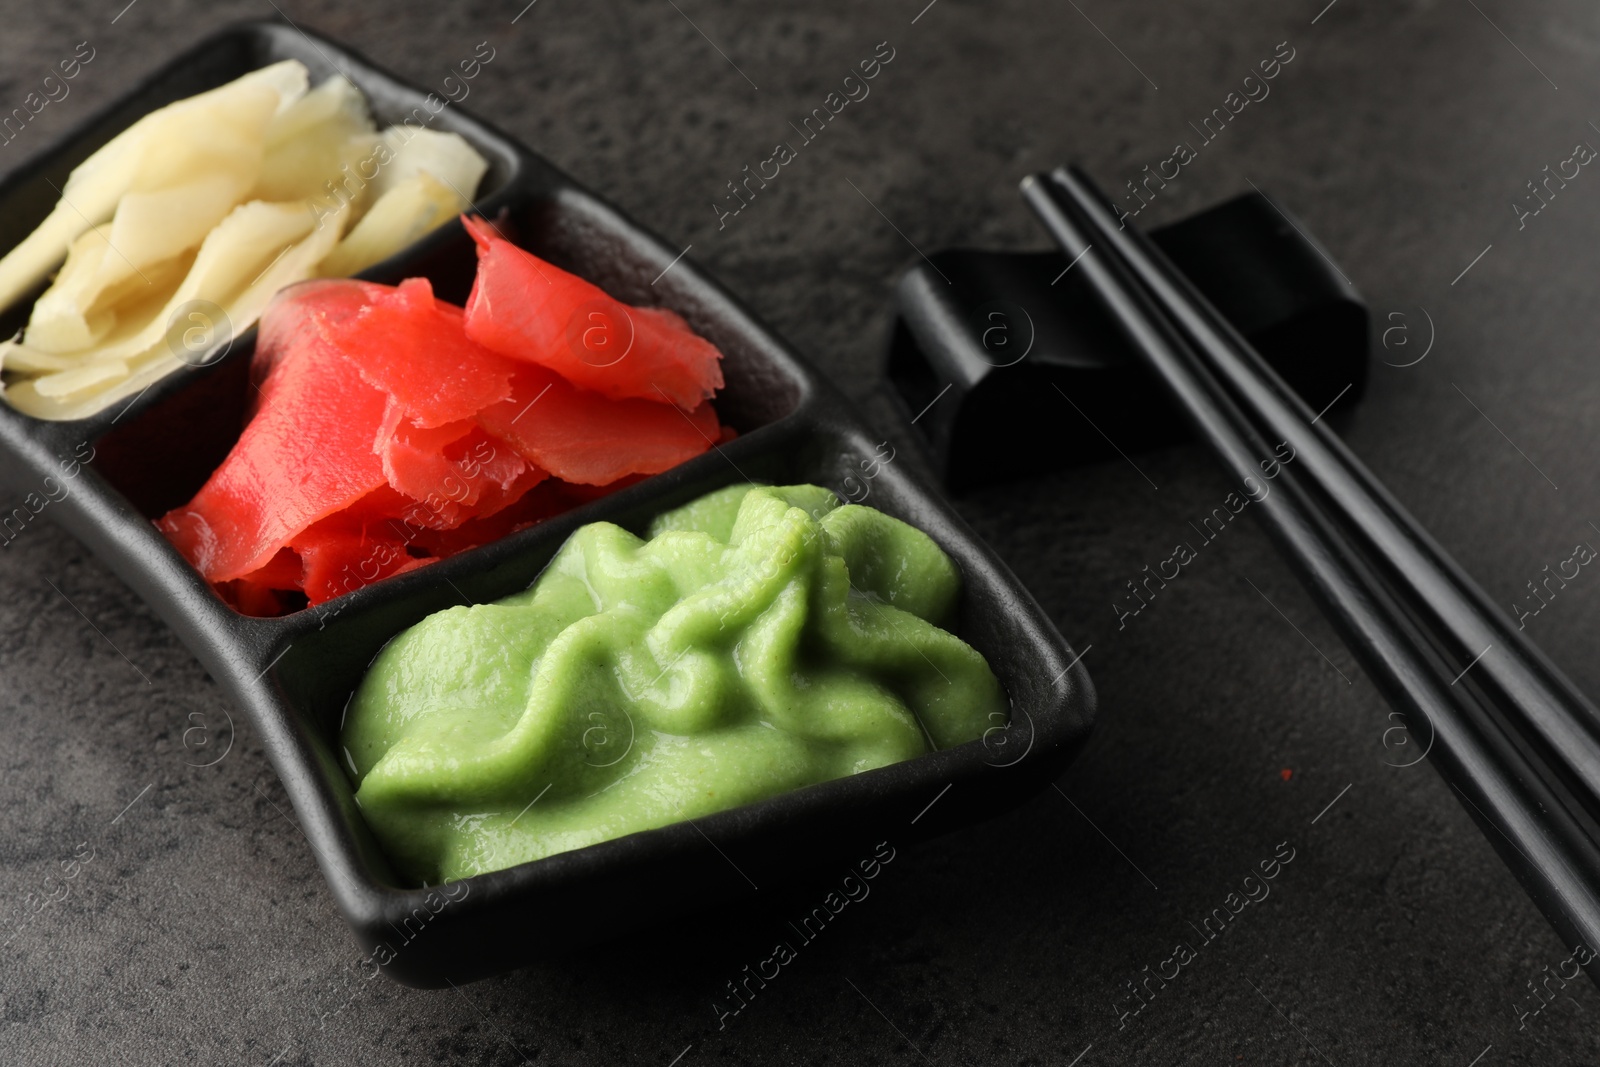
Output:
(886, 192), (1367, 491)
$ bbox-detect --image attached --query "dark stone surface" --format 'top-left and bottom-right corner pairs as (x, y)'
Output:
(3, 0), (1600, 1062)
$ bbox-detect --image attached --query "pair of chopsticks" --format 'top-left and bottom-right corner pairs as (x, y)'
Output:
(1023, 166), (1600, 973)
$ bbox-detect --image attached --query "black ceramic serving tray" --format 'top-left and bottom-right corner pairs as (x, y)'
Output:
(0, 21), (1096, 986)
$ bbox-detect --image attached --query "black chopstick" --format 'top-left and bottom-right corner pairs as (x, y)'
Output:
(1046, 165), (1600, 834)
(1021, 168), (1600, 969)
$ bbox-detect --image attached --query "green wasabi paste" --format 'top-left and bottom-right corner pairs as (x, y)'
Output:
(343, 483), (1006, 884)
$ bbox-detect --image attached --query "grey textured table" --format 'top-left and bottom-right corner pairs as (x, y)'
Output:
(3, 0), (1599, 1063)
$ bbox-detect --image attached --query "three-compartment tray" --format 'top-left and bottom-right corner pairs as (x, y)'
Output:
(0, 20), (1096, 986)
